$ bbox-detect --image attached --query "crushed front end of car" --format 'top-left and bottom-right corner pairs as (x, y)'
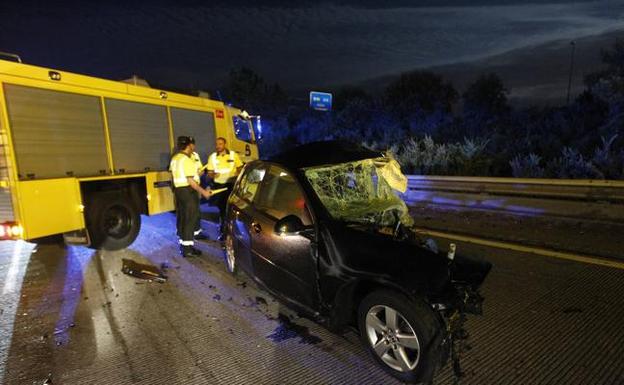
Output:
(430, 246), (492, 378)
(304, 153), (492, 381)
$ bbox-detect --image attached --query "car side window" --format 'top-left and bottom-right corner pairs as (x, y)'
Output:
(254, 166), (312, 225)
(235, 165), (266, 203)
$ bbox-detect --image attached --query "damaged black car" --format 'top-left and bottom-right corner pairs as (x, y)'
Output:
(223, 140), (491, 384)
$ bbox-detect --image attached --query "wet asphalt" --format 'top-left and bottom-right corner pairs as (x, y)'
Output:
(1, 212), (623, 385)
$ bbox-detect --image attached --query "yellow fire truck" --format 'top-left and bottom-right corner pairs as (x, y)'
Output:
(0, 54), (259, 249)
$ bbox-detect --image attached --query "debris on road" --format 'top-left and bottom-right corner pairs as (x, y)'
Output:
(121, 259), (167, 283)
(267, 314), (322, 345)
(160, 261), (180, 270)
(53, 323), (75, 335)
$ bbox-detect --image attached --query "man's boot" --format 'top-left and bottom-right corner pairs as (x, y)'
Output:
(181, 245), (201, 258)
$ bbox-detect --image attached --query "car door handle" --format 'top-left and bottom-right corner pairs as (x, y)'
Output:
(251, 222), (262, 233)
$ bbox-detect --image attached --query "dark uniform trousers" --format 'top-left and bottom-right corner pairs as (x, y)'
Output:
(174, 186), (200, 243)
(211, 181), (233, 234)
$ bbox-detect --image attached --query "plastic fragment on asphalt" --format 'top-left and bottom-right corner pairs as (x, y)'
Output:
(121, 259), (167, 283)
(53, 323), (75, 335)
(160, 261), (179, 270)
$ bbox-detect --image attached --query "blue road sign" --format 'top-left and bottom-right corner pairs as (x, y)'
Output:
(309, 91), (332, 111)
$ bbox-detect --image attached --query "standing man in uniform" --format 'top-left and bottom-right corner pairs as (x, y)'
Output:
(207, 137), (243, 240)
(190, 148), (209, 240)
(170, 136), (212, 257)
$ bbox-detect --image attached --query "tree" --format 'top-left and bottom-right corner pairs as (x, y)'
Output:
(384, 70), (458, 118)
(463, 73), (509, 117)
(585, 38), (624, 97)
(226, 67), (265, 108)
(224, 67), (288, 117)
(334, 86), (372, 111)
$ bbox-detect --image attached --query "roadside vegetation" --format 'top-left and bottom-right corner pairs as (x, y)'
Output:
(221, 40), (624, 179)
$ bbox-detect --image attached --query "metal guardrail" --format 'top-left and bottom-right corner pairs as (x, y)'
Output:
(402, 175), (624, 222)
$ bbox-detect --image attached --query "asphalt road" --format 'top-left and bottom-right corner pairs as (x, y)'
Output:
(409, 204), (624, 261)
(1, 212), (623, 385)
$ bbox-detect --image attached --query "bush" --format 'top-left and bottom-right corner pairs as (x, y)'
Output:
(454, 137), (491, 175)
(510, 153), (544, 178)
(546, 147), (604, 179)
(391, 136), (490, 176)
(257, 117), (291, 158)
(591, 135), (624, 179)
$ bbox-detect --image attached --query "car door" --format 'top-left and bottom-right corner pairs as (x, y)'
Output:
(228, 163), (267, 273)
(248, 165), (319, 309)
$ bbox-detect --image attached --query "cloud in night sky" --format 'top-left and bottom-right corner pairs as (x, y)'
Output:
(0, 0), (623, 92)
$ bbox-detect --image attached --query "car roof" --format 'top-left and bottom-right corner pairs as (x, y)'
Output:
(268, 140), (383, 169)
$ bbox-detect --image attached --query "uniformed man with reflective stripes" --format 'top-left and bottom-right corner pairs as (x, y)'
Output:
(207, 137), (243, 239)
(170, 136), (212, 257)
(190, 149), (209, 240)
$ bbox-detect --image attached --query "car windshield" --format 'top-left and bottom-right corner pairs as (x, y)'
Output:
(303, 157), (413, 228)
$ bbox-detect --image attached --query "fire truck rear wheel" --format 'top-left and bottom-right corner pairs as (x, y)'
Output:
(87, 193), (141, 250)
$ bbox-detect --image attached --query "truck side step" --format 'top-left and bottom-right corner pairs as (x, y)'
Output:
(63, 229), (91, 246)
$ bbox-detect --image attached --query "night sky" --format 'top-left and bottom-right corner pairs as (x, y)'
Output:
(1, 1), (623, 100)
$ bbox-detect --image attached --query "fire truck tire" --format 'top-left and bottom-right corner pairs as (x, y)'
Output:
(87, 192), (141, 250)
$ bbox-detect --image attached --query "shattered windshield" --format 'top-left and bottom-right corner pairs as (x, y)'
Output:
(303, 158), (413, 228)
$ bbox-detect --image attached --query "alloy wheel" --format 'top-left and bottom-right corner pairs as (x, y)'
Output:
(365, 305), (421, 372)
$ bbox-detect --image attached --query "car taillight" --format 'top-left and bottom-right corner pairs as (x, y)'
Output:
(0, 222), (22, 240)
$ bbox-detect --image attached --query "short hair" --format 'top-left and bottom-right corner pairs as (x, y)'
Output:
(177, 135), (195, 150)
(216, 137), (227, 144)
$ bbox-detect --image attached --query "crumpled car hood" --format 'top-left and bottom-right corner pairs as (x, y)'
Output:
(321, 222), (491, 296)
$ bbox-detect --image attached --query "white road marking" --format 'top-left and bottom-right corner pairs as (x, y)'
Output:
(415, 227), (624, 270)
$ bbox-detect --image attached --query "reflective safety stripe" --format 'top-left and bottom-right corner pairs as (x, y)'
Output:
(179, 240), (194, 246)
(170, 153), (192, 187)
(192, 152), (202, 183)
(210, 151), (236, 174)
(194, 229), (202, 235)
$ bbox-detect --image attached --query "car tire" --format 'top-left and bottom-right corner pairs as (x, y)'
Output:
(87, 192), (141, 251)
(357, 290), (443, 384)
(224, 232), (238, 275)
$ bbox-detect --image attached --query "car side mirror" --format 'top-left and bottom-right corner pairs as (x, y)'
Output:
(274, 215), (306, 236)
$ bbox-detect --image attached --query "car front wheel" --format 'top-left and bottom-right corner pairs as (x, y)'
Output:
(358, 290), (443, 384)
